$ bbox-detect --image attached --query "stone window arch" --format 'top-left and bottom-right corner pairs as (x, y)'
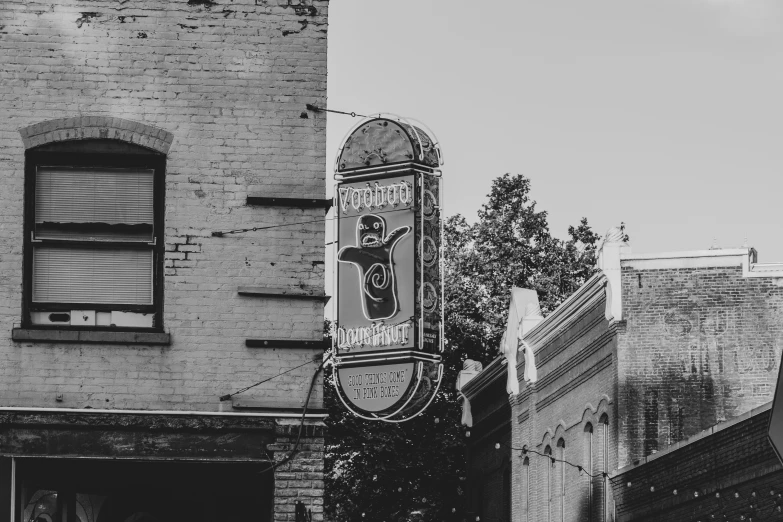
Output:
(19, 116), (173, 154)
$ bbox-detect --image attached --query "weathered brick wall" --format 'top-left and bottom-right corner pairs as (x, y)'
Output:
(464, 362), (512, 522)
(610, 404), (782, 522)
(0, 0), (328, 410)
(273, 419), (326, 522)
(512, 284), (618, 522)
(475, 252), (783, 522)
(618, 264), (783, 467)
(467, 425), (511, 522)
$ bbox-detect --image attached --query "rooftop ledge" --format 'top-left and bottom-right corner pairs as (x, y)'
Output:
(621, 248), (783, 278)
(610, 401), (772, 478)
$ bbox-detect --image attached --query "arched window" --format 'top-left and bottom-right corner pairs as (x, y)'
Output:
(584, 423), (593, 521)
(523, 455), (530, 522)
(544, 445), (553, 522)
(600, 414), (610, 522)
(557, 438), (566, 522)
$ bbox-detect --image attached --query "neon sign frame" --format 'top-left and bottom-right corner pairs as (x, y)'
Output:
(332, 114), (444, 422)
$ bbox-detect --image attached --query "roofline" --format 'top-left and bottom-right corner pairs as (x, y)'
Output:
(462, 356), (506, 400)
(522, 272), (608, 353)
(620, 247), (783, 278)
(621, 248), (750, 261)
(611, 401), (772, 478)
(620, 248), (750, 271)
(462, 272), (609, 399)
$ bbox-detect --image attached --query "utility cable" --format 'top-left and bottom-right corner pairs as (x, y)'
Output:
(505, 442), (605, 479)
(211, 205), (414, 237)
(219, 355), (322, 401)
(258, 353), (331, 475)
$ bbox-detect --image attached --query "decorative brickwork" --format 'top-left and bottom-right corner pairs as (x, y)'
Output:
(511, 282), (617, 522)
(19, 116), (174, 154)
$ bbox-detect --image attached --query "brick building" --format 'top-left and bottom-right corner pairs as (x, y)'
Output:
(0, 1), (328, 521)
(460, 230), (783, 522)
(610, 402), (783, 522)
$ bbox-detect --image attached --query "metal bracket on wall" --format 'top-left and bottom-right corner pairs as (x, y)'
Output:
(246, 195), (333, 212)
(245, 339), (331, 349)
(237, 287), (331, 303)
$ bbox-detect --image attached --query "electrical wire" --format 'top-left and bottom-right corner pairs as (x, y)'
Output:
(211, 205), (414, 237)
(219, 355), (322, 401)
(258, 353), (331, 475)
(503, 442), (606, 479)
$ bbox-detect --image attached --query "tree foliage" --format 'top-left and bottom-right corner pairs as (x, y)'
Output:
(324, 174), (602, 522)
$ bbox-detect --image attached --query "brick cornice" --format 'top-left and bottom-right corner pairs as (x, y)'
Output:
(535, 327), (615, 391)
(523, 272), (608, 352)
(0, 410), (275, 432)
(19, 116), (173, 154)
(534, 301), (607, 368)
(535, 354), (613, 412)
(462, 356), (506, 401)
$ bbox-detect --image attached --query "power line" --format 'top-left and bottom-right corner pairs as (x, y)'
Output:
(211, 205), (413, 237)
(218, 354), (324, 401)
(503, 442), (605, 479)
(258, 354), (330, 475)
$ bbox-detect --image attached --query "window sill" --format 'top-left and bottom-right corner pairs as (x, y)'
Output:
(12, 328), (170, 345)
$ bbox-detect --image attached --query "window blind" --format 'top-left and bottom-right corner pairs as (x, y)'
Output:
(35, 167), (154, 241)
(32, 246), (153, 305)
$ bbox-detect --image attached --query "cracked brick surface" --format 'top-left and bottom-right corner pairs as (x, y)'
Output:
(0, 0), (328, 414)
(1, 2), (328, 519)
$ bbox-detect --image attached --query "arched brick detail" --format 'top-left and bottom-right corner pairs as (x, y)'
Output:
(18, 116), (173, 154)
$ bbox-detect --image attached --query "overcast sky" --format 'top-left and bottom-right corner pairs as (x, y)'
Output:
(324, 0), (783, 291)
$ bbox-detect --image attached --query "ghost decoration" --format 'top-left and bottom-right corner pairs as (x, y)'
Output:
(337, 214), (412, 320)
(502, 289), (541, 395)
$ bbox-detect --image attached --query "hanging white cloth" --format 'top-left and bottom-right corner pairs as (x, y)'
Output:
(521, 339), (537, 383)
(503, 288), (541, 394)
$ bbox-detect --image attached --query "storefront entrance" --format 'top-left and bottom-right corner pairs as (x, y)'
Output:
(15, 459), (273, 522)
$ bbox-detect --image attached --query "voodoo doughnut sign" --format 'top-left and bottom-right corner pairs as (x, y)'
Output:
(332, 115), (444, 422)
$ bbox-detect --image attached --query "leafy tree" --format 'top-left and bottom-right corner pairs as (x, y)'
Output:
(324, 174), (601, 522)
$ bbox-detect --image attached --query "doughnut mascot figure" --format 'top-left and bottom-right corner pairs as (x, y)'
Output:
(338, 214), (411, 320)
